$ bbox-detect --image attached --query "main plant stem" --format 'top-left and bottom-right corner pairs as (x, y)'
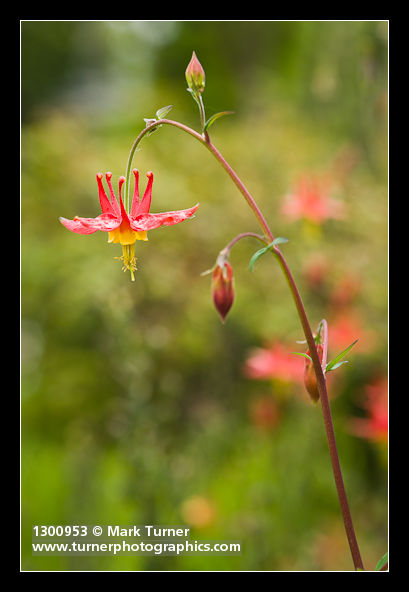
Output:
(126, 118), (364, 570)
(273, 254), (364, 570)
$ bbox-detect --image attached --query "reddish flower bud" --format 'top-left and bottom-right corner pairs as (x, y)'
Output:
(304, 344), (324, 403)
(185, 51), (205, 94)
(212, 261), (234, 323)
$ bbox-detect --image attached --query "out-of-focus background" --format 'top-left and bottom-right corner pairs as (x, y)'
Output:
(21, 20), (388, 571)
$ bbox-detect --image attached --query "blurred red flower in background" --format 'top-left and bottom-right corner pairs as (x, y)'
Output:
(281, 174), (345, 224)
(328, 313), (373, 353)
(249, 395), (280, 431)
(329, 275), (362, 311)
(302, 253), (330, 292)
(348, 377), (388, 443)
(244, 343), (303, 383)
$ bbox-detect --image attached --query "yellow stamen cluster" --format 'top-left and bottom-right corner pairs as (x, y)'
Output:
(115, 244), (138, 281)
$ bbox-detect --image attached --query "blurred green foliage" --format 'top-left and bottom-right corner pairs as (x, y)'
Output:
(21, 20), (388, 571)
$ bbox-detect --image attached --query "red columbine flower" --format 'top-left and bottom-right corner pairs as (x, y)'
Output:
(59, 170), (199, 280)
(348, 377), (388, 443)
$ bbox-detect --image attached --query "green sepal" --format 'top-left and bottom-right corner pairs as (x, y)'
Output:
(155, 105), (173, 119)
(142, 106), (173, 137)
(143, 118), (160, 137)
(249, 237), (289, 272)
(187, 87), (202, 105)
(314, 320), (325, 344)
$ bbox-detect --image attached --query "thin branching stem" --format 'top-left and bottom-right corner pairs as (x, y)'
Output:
(224, 232), (268, 252)
(125, 117), (364, 570)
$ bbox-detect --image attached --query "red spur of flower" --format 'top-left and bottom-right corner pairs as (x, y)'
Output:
(59, 169), (199, 280)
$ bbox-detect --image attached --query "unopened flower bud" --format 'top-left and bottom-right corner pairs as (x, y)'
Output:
(304, 344), (324, 403)
(185, 51), (205, 94)
(212, 261), (234, 323)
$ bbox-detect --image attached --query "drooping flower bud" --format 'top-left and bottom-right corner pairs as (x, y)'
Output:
(304, 344), (324, 403)
(185, 51), (205, 94)
(212, 261), (234, 323)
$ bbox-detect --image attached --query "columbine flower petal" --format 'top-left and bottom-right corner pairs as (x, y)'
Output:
(96, 172), (118, 215)
(59, 213), (121, 234)
(133, 171), (153, 216)
(130, 204), (200, 232)
(104, 172), (121, 216)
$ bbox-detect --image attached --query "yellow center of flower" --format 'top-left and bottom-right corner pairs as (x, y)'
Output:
(108, 219), (148, 281)
(108, 222), (148, 246)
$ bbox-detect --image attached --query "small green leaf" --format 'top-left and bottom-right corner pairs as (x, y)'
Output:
(327, 361), (349, 371)
(325, 339), (358, 373)
(291, 352), (312, 362)
(156, 105), (173, 119)
(249, 237), (288, 271)
(272, 237), (289, 246)
(204, 111), (234, 132)
(375, 551), (388, 571)
(249, 246), (271, 271)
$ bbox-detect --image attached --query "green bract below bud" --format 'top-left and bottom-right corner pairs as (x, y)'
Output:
(185, 51), (205, 94)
